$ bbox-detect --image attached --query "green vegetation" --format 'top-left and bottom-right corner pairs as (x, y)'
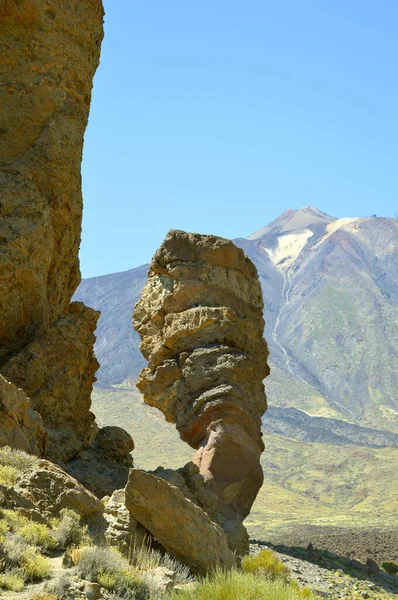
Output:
(0, 571), (25, 592)
(0, 445), (38, 471)
(242, 549), (291, 582)
(19, 522), (58, 552)
(51, 508), (90, 549)
(0, 464), (19, 485)
(382, 562), (398, 575)
(74, 545), (149, 599)
(168, 569), (317, 600)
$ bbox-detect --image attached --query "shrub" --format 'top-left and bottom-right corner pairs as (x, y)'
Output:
(44, 572), (72, 596)
(382, 561), (398, 575)
(167, 569), (317, 600)
(51, 508), (90, 549)
(0, 571), (24, 592)
(20, 545), (51, 581)
(74, 545), (127, 581)
(19, 522), (57, 552)
(242, 549), (291, 583)
(0, 446), (38, 472)
(0, 508), (28, 531)
(2, 532), (30, 566)
(75, 546), (149, 599)
(160, 552), (193, 585)
(0, 464), (19, 485)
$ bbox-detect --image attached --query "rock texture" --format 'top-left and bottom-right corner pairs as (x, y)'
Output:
(0, 375), (46, 455)
(125, 468), (236, 574)
(64, 426), (134, 498)
(14, 459), (103, 519)
(133, 230), (269, 554)
(0, 0), (104, 460)
(1, 303), (99, 461)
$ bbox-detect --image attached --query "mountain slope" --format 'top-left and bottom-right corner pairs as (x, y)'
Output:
(74, 208), (398, 434)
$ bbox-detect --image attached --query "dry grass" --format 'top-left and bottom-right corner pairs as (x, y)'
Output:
(167, 569), (317, 600)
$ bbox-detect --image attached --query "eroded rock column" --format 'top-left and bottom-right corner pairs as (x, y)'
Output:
(133, 230), (270, 554)
(0, 0), (104, 460)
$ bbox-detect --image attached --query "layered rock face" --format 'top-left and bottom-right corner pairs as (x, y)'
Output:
(133, 230), (269, 554)
(0, 376), (46, 456)
(0, 0), (104, 460)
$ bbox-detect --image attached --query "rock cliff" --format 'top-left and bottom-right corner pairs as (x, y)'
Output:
(133, 230), (269, 554)
(0, 0), (104, 461)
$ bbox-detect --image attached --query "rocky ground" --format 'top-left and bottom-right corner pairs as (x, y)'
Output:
(251, 536), (398, 599)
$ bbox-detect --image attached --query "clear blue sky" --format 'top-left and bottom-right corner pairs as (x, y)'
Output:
(80, 1), (398, 278)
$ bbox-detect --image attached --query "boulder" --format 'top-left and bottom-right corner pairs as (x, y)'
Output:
(63, 426), (134, 498)
(13, 459), (103, 518)
(125, 468), (236, 574)
(133, 230), (269, 553)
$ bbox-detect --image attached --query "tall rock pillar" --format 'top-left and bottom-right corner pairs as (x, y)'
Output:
(0, 0), (104, 460)
(133, 230), (270, 554)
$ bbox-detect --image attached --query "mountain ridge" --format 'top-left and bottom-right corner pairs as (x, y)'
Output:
(75, 209), (398, 438)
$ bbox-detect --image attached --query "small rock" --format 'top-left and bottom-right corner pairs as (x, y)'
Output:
(84, 582), (102, 600)
(365, 557), (379, 574)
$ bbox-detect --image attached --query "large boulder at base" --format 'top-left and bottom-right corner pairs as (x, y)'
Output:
(125, 468), (236, 575)
(64, 426), (135, 498)
(0, 0), (108, 462)
(0, 375), (46, 456)
(13, 459), (103, 519)
(133, 230), (269, 554)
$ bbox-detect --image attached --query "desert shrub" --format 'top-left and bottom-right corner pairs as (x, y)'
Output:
(167, 569), (317, 600)
(44, 572), (72, 596)
(0, 464), (19, 485)
(130, 542), (162, 571)
(160, 552), (193, 585)
(19, 522), (57, 552)
(75, 546), (149, 599)
(242, 549), (291, 582)
(0, 508), (28, 531)
(51, 508), (90, 549)
(382, 561), (398, 575)
(98, 568), (149, 599)
(20, 545), (51, 581)
(2, 531), (30, 565)
(2, 533), (50, 581)
(0, 446), (38, 472)
(74, 545), (127, 581)
(0, 571), (24, 592)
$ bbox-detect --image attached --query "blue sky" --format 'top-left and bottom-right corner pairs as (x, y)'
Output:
(80, 1), (398, 278)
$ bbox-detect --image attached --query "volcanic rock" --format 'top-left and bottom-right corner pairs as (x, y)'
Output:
(13, 459), (103, 519)
(1, 303), (100, 462)
(0, 0), (104, 460)
(64, 426), (135, 498)
(0, 375), (46, 455)
(125, 468), (236, 574)
(133, 230), (269, 554)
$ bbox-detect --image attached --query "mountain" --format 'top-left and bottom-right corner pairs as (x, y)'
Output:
(74, 208), (398, 436)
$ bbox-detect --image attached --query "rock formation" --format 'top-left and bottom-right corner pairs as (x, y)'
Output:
(0, 0), (104, 461)
(125, 469), (236, 574)
(64, 426), (135, 498)
(133, 230), (269, 555)
(0, 376), (46, 456)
